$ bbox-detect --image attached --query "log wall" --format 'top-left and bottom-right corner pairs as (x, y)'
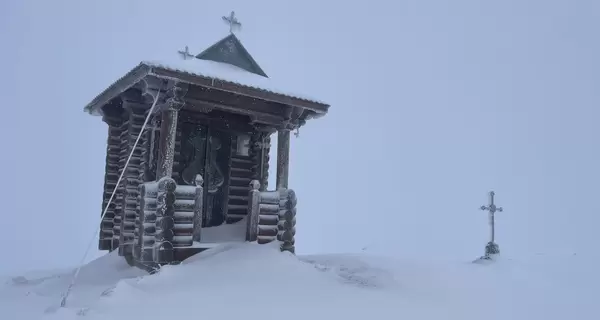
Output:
(116, 105), (148, 257)
(250, 132), (271, 191)
(99, 115), (123, 251)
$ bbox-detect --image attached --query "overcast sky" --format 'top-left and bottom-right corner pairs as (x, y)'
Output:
(0, 0), (598, 274)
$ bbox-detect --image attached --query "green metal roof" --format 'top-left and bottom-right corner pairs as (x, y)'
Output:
(195, 33), (268, 78)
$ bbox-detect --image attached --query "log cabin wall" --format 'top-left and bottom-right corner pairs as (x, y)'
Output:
(251, 132), (271, 191)
(227, 135), (254, 223)
(99, 99), (275, 253)
(99, 114), (124, 251)
(131, 110), (156, 261)
(134, 181), (157, 265)
(225, 131), (271, 225)
(115, 103), (149, 257)
(223, 129), (272, 225)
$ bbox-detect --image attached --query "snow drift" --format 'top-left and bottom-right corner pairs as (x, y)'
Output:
(1, 242), (596, 320)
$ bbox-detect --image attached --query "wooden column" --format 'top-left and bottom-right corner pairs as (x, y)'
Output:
(276, 130), (291, 190)
(156, 108), (179, 179)
(192, 174), (204, 242)
(246, 180), (261, 242)
(156, 83), (188, 179)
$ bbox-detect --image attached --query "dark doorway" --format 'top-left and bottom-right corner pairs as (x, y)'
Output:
(178, 122), (232, 227)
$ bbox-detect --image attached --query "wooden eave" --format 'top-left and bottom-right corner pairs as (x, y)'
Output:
(84, 62), (330, 119)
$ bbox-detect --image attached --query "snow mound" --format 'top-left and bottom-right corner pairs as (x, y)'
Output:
(1, 243), (597, 320)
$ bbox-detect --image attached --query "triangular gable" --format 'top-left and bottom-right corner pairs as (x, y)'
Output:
(195, 33), (268, 78)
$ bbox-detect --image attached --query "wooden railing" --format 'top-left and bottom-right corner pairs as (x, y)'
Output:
(247, 181), (297, 253)
(133, 175), (203, 266)
(132, 175), (298, 269)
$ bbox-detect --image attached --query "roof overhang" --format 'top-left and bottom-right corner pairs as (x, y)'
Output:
(83, 62), (330, 119)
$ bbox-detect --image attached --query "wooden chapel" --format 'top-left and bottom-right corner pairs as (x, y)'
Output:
(82, 12), (330, 270)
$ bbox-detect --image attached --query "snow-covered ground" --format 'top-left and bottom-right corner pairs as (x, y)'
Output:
(1, 242), (596, 320)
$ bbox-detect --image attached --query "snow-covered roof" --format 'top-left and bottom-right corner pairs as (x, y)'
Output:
(144, 58), (323, 103)
(83, 57), (329, 116)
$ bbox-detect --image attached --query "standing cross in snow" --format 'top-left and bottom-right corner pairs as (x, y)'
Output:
(178, 46), (194, 60)
(222, 11), (242, 34)
(480, 191), (503, 256)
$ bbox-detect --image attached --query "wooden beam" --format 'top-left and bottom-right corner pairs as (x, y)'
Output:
(276, 130), (291, 190)
(149, 67), (330, 114)
(183, 96), (286, 127)
(179, 109), (256, 133)
(156, 83), (189, 179)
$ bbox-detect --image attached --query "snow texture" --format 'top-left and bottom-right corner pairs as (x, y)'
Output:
(198, 218), (247, 243)
(142, 59), (325, 104)
(1, 243), (596, 320)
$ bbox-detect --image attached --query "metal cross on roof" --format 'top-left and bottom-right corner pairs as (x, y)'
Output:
(178, 46), (194, 60)
(222, 11), (242, 34)
(480, 191), (503, 245)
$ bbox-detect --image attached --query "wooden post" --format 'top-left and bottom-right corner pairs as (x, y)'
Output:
(156, 108), (179, 179)
(246, 180), (261, 242)
(276, 129), (291, 190)
(156, 83), (188, 179)
(192, 174), (204, 242)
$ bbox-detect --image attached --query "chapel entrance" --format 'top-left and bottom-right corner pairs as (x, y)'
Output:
(177, 121), (232, 228)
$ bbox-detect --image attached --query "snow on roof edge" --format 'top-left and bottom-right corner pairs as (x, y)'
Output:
(84, 61), (330, 117)
(141, 59), (328, 106)
(83, 63), (151, 116)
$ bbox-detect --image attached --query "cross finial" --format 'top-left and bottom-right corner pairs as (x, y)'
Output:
(480, 191), (503, 213)
(222, 11), (242, 34)
(178, 46), (194, 60)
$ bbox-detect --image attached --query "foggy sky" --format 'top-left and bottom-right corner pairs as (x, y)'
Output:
(1, 0), (598, 274)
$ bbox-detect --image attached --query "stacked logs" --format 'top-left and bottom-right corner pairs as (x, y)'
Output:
(227, 135), (255, 224)
(134, 175), (204, 267)
(246, 181), (297, 253)
(134, 181), (157, 265)
(277, 189), (297, 253)
(117, 106), (147, 257)
(247, 181), (278, 244)
(249, 132), (271, 191)
(170, 181), (199, 248)
(99, 116), (123, 251)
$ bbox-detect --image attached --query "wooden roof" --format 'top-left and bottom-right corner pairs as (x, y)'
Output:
(83, 61), (329, 119)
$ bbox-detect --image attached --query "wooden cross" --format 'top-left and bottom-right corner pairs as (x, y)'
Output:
(178, 46), (194, 60)
(222, 11), (242, 34)
(480, 191), (503, 244)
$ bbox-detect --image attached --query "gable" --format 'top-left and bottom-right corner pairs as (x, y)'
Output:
(195, 34), (268, 78)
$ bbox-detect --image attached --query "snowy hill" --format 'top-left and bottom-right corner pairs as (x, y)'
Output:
(1, 243), (596, 320)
